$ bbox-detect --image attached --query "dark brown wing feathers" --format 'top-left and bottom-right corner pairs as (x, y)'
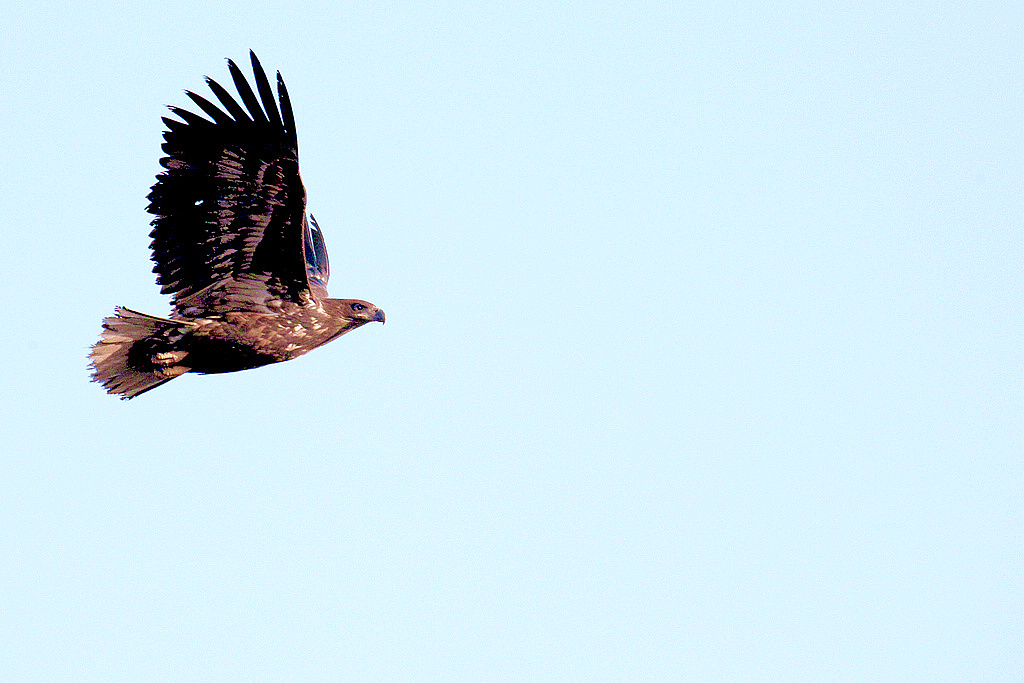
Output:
(146, 51), (310, 309)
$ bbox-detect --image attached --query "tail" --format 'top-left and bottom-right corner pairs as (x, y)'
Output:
(89, 307), (191, 399)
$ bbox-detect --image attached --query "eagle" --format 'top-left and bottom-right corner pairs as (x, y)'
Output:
(90, 52), (384, 399)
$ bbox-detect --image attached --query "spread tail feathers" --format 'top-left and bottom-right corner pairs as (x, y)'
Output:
(89, 307), (191, 399)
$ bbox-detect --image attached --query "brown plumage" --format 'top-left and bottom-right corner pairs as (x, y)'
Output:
(90, 52), (384, 399)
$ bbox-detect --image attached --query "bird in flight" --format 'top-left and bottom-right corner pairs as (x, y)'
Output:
(90, 52), (384, 399)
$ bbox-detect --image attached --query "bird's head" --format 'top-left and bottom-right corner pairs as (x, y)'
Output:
(339, 299), (385, 324)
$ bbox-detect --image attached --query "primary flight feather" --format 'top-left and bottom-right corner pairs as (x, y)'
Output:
(90, 52), (384, 399)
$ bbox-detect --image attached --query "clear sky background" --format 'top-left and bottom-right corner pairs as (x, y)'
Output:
(1, 1), (1020, 680)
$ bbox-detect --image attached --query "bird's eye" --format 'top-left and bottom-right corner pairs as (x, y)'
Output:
(352, 303), (366, 311)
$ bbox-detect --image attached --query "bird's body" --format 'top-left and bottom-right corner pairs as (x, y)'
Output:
(90, 52), (383, 399)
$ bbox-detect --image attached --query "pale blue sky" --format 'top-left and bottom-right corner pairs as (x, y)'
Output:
(1, 1), (1020, 680)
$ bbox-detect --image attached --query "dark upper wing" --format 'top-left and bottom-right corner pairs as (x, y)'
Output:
(146, 51), (321, 310)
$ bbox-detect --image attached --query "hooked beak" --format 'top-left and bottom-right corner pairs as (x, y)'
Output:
(374, 308), (386, 324)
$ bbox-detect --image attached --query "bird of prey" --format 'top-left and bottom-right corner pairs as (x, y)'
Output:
(90, 52), (384, 399)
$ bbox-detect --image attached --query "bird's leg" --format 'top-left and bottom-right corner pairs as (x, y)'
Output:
(153, 350), (188, 366)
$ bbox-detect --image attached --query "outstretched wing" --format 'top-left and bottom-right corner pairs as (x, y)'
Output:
(146, 51), (320, 311)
